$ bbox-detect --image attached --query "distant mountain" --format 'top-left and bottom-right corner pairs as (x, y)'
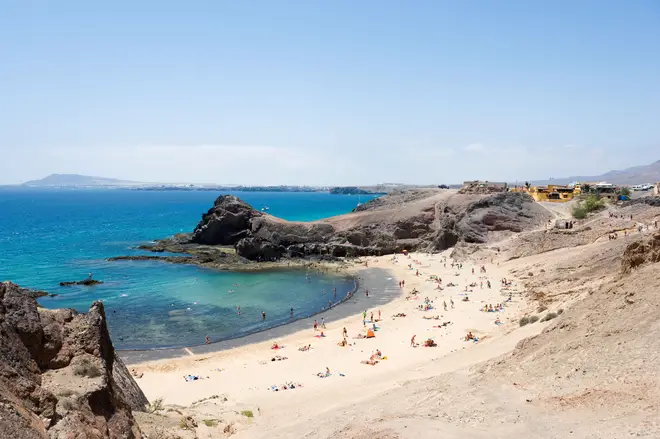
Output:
(22, 174), (140, 187)
(531, 159), (660, 186)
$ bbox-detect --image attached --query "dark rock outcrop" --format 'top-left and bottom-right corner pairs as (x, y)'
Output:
(9, 284), (57, 299)
(0, 281), (147, 438)
(184, 192), (550, 261)
(59, 279), (104, 287)
(192, 195), (263, 245)
(621, 232), (660, 273)
(329, 186), (372, 195)
(625, 196), (660, 208)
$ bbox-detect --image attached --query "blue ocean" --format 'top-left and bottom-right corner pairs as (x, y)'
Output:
(0, 189), (376, 349)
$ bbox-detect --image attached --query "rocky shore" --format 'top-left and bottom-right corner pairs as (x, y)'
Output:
(0, 281), (147, 438)
(111, 189), (551, 269)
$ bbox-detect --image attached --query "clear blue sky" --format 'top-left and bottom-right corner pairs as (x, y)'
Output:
(1, 1), (659, 185)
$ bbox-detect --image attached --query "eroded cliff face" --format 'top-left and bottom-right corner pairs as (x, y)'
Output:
(189, 192), (551, 260)
(0, 281), (147, 439)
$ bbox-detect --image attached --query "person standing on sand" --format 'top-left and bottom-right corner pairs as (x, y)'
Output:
(313, 320), (318, 331)
(443, 301), (447, 311)
(450, 298), (454, 308)
(363, 310), (367, 319)
(343, 327), (348, 338)
(321, 318), (326, 329)
(410, 335), (416, 347)
(370, 312), (374, 322)
(378, 310), (381, 320)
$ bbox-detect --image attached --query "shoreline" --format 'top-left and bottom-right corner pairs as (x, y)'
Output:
(119, 266), (400, 364)
(130, 249), (537, 433)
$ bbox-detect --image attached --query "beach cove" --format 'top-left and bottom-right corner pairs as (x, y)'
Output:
(130, 249), (542, 438)
(0, 189), (376, 349)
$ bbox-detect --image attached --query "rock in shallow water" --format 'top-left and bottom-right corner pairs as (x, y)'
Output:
(59, 279), (104, 286)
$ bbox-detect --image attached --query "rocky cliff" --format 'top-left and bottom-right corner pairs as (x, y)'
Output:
(188, 190), (551, 260)
(0, 281), (147, 439)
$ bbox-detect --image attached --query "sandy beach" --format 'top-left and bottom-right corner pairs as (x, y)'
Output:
(130, 248), (541, 437)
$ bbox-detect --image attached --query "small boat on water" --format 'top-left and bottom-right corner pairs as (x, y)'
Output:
(261, 206), (270, 211)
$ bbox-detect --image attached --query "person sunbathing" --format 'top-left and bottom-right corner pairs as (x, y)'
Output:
(464, 332), (474, 341)
(298, 344), (311, 352)
(271, 342), (281, 349)
(462, 296), (470, 302)
(337, 338), (347, 347)
(361, 359), (379, 365)
(424, 338), (437, 347)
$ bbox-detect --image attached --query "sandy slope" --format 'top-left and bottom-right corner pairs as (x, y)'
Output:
(133, 200), (660, 439)
(133, 249), (544, 438)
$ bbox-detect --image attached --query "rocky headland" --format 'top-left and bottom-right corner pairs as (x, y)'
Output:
(117, 189), (552, 269)
(0, 281), (148, 438)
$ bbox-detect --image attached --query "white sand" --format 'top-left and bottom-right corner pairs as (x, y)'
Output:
(133, 249), (542, 436)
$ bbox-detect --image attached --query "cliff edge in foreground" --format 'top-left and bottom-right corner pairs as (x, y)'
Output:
(0, 281), (147, 439)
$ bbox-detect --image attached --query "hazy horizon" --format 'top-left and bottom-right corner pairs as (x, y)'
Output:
(2, 1), (659, 186)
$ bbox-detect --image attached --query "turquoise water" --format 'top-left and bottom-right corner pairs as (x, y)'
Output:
(0, 189), (376, 349)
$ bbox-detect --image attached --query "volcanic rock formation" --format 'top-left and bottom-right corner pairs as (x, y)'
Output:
(0, 281), (147, 439)
(188, 190), (551, 260)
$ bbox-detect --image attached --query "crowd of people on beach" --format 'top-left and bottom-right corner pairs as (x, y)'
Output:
(185, 251), (516, 395)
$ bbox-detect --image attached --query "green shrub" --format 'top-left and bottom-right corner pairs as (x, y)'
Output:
(202, 419), (218, 427)
(519, 316), (530, 326)
(572, 195), (605, 219)
(529, 315), (540, 323)
(572, 205), (587, 219)
(541, 312), (558, 322)
(148, 397), (165, 414)
(240, 410), (254, 418)
(619, 187), (631, 197)
(72, 359), (102, 378)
